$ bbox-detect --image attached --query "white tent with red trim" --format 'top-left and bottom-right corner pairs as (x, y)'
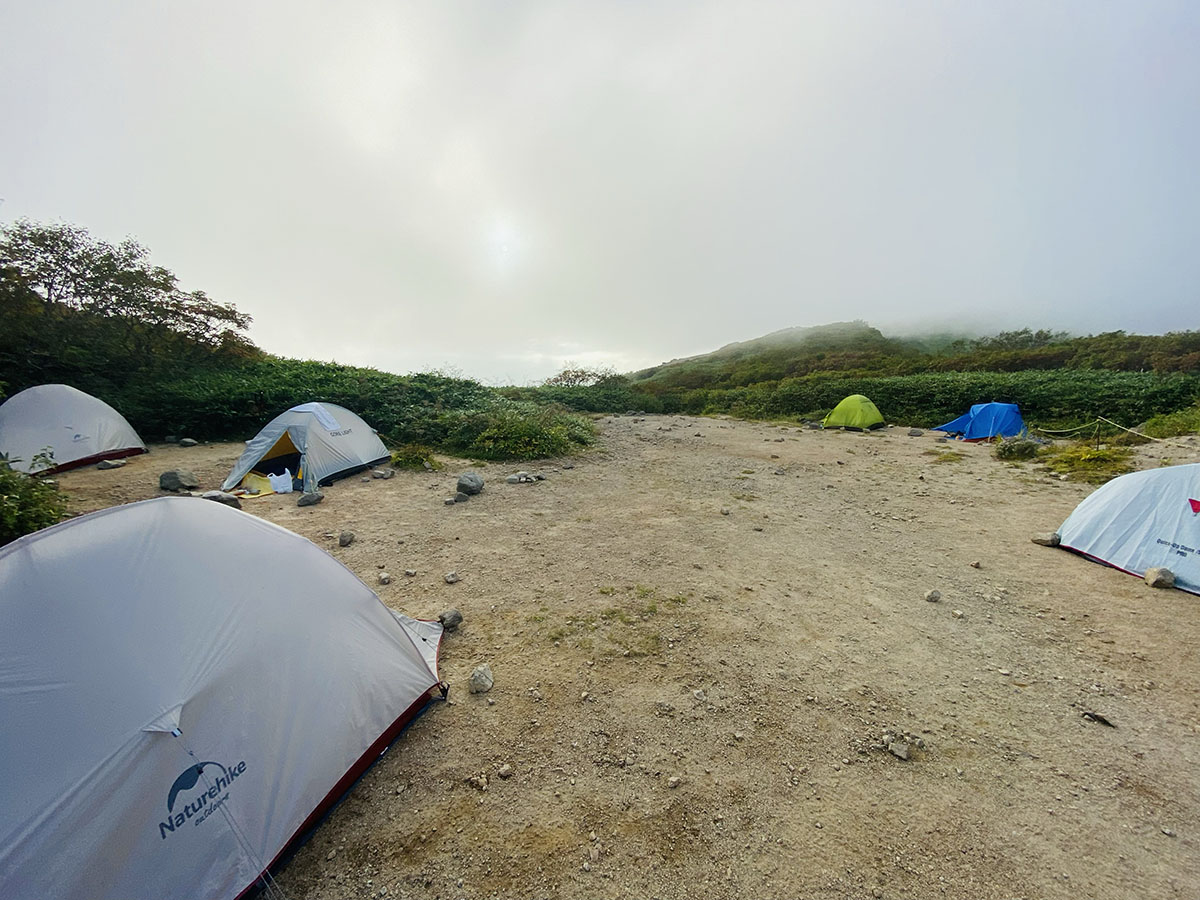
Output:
(0, 497), (442, 900)
(1057, 463), (1200, 594)
(0, 383), (146, 473)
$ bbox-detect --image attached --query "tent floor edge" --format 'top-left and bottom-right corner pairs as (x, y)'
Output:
(234, 687), (442, 900)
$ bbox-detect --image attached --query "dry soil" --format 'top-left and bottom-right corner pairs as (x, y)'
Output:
(53, 416), (1200, 900)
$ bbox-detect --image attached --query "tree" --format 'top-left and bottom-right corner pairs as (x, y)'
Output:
(0, 220), (258, 389)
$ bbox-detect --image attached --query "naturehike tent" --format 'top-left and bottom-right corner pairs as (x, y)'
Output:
(1057, 463), (1200, 595)
(935, 402), (1026, 442)
(0, 384), (146, 473)
(823, 394), (885, 430)
(0, 497), (443, 900)
(222, 402), (389, 494)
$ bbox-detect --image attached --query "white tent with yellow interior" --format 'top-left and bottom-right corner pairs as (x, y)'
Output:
(222, 402), (389, 494)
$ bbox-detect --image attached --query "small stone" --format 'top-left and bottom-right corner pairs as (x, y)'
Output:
(468, 664), (494, 693)
(720, 508), (730, 516)
(371, 468), (394, 479)
(444, 498), (456, 506)
(952, 609), (964, 619)
(733, 731), (745, 742)
(1162, 827), (1175, 837)
(907, 429), (923, 437)
(667, 776), (682, 789)
(438, 608), (463, 631)
(378, 573), (391, 585)
(1144, 567), (1175, 589)
(452, 491), (469, 503)
(888, 741), (910, 761)
(497, 764), (513, 779)
(297, 491), (324, 507)
(96, 459), (126, 470)
(924, 590), (941, 603)
(969, 560), (981, 568)
(444, 571), (461, 585)
(339, 531), (355, 547)
(178, 438), (199, 447)
(505, 474), (521, 484)
(326, 849), (337, 861)
(200, 490), (242, 509)
(405, 569), (417, 577)
(457, 472), (484, 495)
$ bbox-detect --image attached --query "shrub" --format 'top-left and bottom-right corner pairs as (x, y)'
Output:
(994, 437), (1041, 460)
(1140, 402), (1200, 438)
(434, 401), (596, 460)
(0, 460), (67, 547)
(390, 443), (441, 470)
(1039, 443), (1135, 484)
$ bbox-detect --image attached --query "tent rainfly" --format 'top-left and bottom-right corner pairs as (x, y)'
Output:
(822, 394), (885, 431)
(222, 402), (389, 494)
(1057, 463), (1200, 595)
(0, 497), (443, 900)
(0, 384), (146, 473)
(935, 402), (1026, 442)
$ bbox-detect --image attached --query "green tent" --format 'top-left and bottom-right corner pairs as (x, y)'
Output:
(822, 394), (885, 430)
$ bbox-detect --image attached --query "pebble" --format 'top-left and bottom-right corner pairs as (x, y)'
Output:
(667, 776), (682, 789)
(454, 491), (470, 503)
(339, 531), (355, 547)
(497, 764), (514, 779)
(720, 508), (730, 516)
(96, 459), (126, 469)
(444, 571), (461, 584)
(1144, 567), (1175, 589)
(297, 491), (324, 507)
(405, 569), (417, 577)
(1031, 532), (1061, 547)
(924, 589), (941, 603)
(969, 560), (981, 568)
(378, 573), (391, 585)
(327, 849), (337, 860)
(888, 741), (910, 761)
(952, 609), (964, 619)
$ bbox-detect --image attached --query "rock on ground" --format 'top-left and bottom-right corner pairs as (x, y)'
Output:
(159, 470), (199, 492)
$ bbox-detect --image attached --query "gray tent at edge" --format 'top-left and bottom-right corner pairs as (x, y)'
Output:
(0, 496), (443, 900)
(223, 401), (390, 493)
(0, 384), (146, 473)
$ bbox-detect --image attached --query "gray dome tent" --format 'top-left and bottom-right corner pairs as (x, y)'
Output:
(0, 497), (443, 900)
(0, 384), (146, 473)
(222, 401), (389, 494)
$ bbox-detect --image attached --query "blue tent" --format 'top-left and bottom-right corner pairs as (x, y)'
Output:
(935, 402), (1025, 441)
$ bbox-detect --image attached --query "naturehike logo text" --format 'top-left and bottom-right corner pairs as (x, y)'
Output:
(158, 760), (246, 839)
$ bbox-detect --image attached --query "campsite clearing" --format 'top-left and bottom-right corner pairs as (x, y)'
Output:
(53, 416), (1200, 900)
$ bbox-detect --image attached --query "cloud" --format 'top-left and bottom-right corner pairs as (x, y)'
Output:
(2, 1), (1197, 382)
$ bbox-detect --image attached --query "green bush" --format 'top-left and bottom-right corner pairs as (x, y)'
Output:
(1040, 443), (1135, 484)
(1140, 402), (1200, 438)
(994, 437), (1041, 460)
(390, 443), (441, 470)
(430, 401), (596, 460)
(0, 460), (67, 546)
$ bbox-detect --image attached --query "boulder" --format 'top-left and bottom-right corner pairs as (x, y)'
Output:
(297, 491), (324, 507)
(159, 470), (199, 492)
(200, 490), (242, 510)
(1144, 567), (1176, 589)
(457, 472), (484, 495)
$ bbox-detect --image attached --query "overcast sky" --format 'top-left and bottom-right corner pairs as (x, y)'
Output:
(2, 2), (1197, 384)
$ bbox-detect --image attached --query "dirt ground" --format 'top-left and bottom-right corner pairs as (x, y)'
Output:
(54, 417), (1200, 900)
